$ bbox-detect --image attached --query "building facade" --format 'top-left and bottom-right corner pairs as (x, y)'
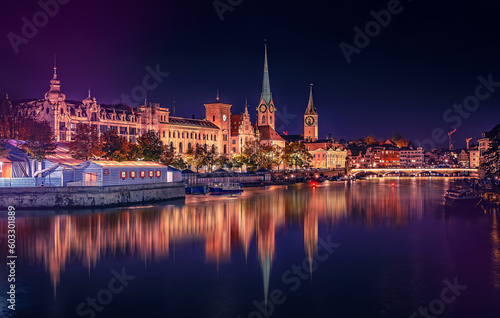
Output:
(399, 147), (424, 167)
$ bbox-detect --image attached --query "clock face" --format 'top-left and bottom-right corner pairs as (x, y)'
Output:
(259, 104), (267, 113)
(222, 114), (227, 122)
(269, 104), (274, 113)
(305, 116), (315, 126)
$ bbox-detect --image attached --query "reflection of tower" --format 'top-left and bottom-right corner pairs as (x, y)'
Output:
(205, 204), (231, 267)
(257, 211), (276, 307)
(304, 208), (318, 276)
(238, 206), (255, 262)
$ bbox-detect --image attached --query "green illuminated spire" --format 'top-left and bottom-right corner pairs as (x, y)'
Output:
(261, 42), (272, 104)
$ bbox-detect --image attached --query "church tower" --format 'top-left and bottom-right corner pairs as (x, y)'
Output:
(257, 43), (275, 130)
(204, 90), (232, 155)
(304, 84), (318, 142)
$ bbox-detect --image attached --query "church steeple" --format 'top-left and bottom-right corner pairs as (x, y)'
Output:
(304, 84), (318, 142)
(257, 42), (275, 129)
(261, 43), (272, 105)
(305, 84), (317, 115)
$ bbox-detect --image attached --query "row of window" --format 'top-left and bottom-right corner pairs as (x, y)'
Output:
(170, 142), (227, 154)
(59, 132), (136, 143)
(162, 130), (218, 141)
(99, 125), (137, 135)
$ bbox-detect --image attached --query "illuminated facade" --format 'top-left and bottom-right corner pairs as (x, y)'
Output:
(18, 44), (285, 156)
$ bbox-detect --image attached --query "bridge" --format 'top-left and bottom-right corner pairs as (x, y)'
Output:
(350, 168), (479, 177)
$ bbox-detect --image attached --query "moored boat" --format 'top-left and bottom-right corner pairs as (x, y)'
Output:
(444, 188), (482, 207)
(209, 182), (243, 195)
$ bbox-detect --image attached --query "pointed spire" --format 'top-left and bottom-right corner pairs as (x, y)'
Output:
(261, 41), (272, 104)
(244, 97), (249, 114)
(305, 83), (316, 115)
(53, 54), (57, 79)
(216, 88), (220, 102)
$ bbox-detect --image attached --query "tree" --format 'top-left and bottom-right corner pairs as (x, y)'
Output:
(0, 141), (10, 159)
(0, 95), (34, 140)
(216, 155), (232, 170)
(482, 135), (500, 177)
(391, 132), (409, 148)
(137, 130), (163, 161)
(171, 154), (187, 170)
(283, 142), (313, 170)
(101, 130), (129, 161)
(21, 120), (56, 162)
(231, 154), (245, 172)
(160, 144), (176, 166)
(242, 140), (272, 171)
(271, 145), (285, 171)
(68, 123), (103, 160)
(364, 136), (377, 145)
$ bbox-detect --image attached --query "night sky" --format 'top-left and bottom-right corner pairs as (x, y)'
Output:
(2, 0), (500, 148)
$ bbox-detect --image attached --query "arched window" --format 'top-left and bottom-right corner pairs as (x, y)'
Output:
(270, 115), (273, 123)
(169, 131), (171, 138)
(188, 143), (192, 150)
(196, 143), (199, 148)
(190, 132), (193, 139)
(170, 142), (174, 149)
(212, 115), (215, 121)
(211, 134), (213, 141)
(223, 145), (227, 154)
(163, 131), (165, 137)
(262, 115), (265, 124)
(179, 142), (183, 153)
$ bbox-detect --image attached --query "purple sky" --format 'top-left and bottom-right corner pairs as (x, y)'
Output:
(2, 0), (500, 148)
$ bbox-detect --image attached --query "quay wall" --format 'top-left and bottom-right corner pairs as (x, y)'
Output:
(0, 182), (185, 210)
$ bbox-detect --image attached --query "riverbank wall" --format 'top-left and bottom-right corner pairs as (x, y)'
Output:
(0, 182), (185, 210)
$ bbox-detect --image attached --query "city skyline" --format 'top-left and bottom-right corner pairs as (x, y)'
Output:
(2, 0), (500, 147)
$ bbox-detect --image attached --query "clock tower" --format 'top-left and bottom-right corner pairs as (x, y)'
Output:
(304, 84), (318, 142)
(204, 90), (232, 154)
(257, 43), (275, 130)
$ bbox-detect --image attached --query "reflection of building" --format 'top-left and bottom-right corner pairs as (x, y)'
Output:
(0, 183), (425, 296)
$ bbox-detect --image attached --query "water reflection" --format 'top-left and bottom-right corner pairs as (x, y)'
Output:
(0, 180), (441, 297)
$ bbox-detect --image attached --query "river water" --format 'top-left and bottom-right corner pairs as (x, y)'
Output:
(1, 179), (499, 318)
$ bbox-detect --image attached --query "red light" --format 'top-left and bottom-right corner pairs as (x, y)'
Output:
(391, 182), (396, 187)
(312, 182), (317, 187)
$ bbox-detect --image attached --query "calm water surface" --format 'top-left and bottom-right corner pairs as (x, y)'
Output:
(1, 179), (500, 318)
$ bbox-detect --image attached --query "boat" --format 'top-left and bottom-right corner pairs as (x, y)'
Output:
(209, 182), (243, 195)
(444, 188), (482, 207)
(185, 186), (208, 195)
